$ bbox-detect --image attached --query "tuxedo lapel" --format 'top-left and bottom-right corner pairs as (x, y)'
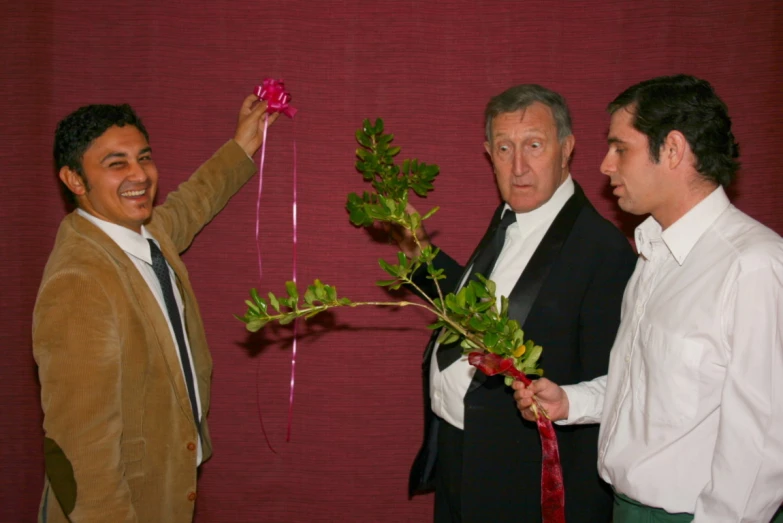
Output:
(467, 184), (586, 393)
(421, 204), (505, 365)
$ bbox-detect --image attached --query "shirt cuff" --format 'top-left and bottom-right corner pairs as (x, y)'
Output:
(556, 377), (606, 425)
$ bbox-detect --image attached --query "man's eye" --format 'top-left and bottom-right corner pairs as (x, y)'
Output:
(530, 142), (542, 149)
(139, 155), (153, 163)
(109, 161), (126, 168)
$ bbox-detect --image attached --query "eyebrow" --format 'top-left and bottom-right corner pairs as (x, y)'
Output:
(100, 146), (152, 163)
(607, 136), (626, 145)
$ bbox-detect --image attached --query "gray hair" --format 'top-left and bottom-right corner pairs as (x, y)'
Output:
(484, 84), (573, 143)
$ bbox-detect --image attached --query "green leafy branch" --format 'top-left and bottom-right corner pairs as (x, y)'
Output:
(238, 118), (544, 382)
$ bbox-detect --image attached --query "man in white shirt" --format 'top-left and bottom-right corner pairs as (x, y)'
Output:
(396, 84), (637, 522)
(34, 95), (278, 522)
(514, 74), (783, 522)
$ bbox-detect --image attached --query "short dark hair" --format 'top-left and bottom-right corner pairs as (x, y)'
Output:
(54, 104), (149, 203)
(484, 84), (573, 143)
(607, 74), (740, 187)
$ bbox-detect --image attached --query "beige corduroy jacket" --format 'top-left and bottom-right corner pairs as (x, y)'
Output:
(34, 140), (255, 523)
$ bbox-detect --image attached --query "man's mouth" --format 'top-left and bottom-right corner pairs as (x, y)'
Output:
(120, 188), (147, 197)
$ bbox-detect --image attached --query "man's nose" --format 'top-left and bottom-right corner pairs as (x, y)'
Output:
(128, 160), (148, 180)
(599, 152), (614, 177)
(512, 150), (528, 175)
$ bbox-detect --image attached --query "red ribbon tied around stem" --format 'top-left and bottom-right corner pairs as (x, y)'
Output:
(254, 78), (297, 118)
(468, 351), (566, 523)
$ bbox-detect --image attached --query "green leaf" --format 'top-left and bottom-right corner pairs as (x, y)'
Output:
(376, 279), (399, 287)
(356, 129), (371, 148)
(421, 206), (439, 220)
(437, 330), (460, 346)
(246, 318), (268, 332)
(483, 331), (499, 348)
(279, 313), (298, 326)
(285, 281), (299, 300)
(378, 258), (398, 277)
(244, 300), (260, 314)
(313, 279), (327, 301)
(268, 293), (280, 312)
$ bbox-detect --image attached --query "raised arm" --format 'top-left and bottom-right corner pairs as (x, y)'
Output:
(152, 96), (280, 251)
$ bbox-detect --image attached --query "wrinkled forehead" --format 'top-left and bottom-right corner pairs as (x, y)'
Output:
(490, 103), (558, 138)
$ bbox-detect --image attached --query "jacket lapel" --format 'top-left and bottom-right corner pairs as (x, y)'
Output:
(71, 214), (197, 426)
(467, 184), (586, 393)
(421, 204), (505, 365)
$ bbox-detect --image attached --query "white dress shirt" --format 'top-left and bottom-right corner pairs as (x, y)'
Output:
(77, 209), (204, 465)
(430, 176), (575, 429)
(562, 187), (783, 521)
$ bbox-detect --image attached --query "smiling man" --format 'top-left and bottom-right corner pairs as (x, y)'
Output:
(514, 75), (783, 522)
(394, 84), (637, 523)
(34, 97), (277, 523)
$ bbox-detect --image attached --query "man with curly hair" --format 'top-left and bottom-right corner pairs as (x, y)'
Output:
(34, 95), (278, 522)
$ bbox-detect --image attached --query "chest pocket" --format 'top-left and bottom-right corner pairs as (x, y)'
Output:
(635, 322), (704, 425)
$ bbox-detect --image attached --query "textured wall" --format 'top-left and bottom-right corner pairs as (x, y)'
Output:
(1, 1), (781, 521)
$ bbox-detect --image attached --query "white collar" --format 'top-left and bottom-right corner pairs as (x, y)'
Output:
(634, 186), (731, 265)
(76, 209), (156, 264)
(501, 174), (575, 227)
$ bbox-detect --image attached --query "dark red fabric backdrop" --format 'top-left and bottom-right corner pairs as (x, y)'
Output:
(2, 1), (781, 521)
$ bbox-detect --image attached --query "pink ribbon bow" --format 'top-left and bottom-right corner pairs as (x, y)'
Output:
(254, 79), (297, 118)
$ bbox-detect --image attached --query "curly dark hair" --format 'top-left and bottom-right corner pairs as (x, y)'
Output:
(54, 104), (149, 204)
(607, 74), (740, 187)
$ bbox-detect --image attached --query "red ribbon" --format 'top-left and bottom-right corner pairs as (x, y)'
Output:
(468, 351), (565, 523)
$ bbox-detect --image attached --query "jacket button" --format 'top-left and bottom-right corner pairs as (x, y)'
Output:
(188, 491), (197, 501)
(187, 442), (196, 451)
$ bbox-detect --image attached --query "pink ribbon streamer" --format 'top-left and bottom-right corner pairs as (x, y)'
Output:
(252, 79), (297, 452)
(287, 136), (298, 441)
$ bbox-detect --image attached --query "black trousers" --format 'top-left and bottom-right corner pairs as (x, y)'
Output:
(434, 419), (463, 523)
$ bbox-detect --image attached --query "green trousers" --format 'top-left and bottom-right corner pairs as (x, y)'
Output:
(614, 493), (783, 523)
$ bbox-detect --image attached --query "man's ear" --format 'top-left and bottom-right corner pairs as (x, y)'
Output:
(59, 167), (87, 197)
(483, 140), (492, 157)
(662, 130), (688, 170)
(561, 135), (575, 168)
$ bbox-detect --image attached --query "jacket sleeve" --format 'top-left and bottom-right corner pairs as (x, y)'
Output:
(578, 235), (636, 382)
(150, 139), (256, 253)
(33, 268), (137, 523)
(561, 234), (636, 425)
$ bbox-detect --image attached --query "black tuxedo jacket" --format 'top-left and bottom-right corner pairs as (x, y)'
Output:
(408, 182), (637, 523)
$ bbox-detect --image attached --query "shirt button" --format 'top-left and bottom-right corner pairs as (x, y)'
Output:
(188, 491), (197, 501)
(636, 304), (644, 314)
(187, 442), (196, 451)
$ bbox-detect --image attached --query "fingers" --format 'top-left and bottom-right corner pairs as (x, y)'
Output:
(512, 380), (541, 421)
(240, 94), (263, 115)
